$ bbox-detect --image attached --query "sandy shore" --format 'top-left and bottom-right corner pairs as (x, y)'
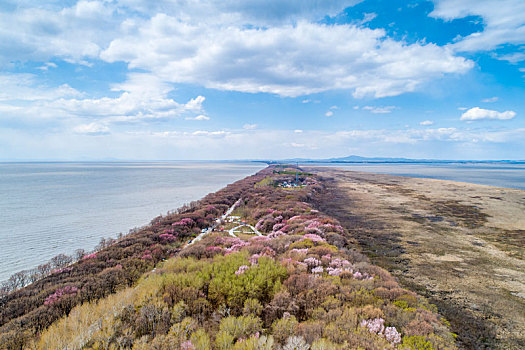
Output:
(308, 167), (525, 349)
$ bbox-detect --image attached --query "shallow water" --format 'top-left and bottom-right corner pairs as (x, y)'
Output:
(305, 162), (525, 190)
(0, 161), (265, 282)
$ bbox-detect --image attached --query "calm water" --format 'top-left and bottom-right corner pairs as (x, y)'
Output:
(0, 162), (265, 282)
(305, 163), (525, 190)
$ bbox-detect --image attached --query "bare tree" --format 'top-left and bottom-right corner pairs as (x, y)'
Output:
(7, 271), (27, 290)
(37, 263), (52, 276)
(74, 249), (86, 261)
(0, 281), (9, 299)
(27, 268), (41, 284)
(50, 254), (73, 268)
(96, 238), (107, 251)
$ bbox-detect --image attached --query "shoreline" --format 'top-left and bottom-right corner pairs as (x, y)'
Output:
(303, 162), (525, 190)
(0, 161), (266, 283)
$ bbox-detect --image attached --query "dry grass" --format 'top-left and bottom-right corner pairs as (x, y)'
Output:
(307, 167), (525, 350)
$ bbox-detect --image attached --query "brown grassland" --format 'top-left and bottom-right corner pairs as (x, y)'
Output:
(307, 167), (525, 349)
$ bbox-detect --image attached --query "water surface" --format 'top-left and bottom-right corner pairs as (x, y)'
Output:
(0, 161), (265, 282)
(304, 162), (525, 190)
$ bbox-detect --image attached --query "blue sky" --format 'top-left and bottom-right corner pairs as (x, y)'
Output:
(0, 0), (523, 160)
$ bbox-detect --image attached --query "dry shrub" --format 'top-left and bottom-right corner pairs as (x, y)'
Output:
(357, 305), (384, 320)
(308, 245), (338, 257)
(265, 290), (298, 324)
(179, 242), (207, 259)
(296, 321), (324, 344)
(284, 274), (321, 297)
(404, 319), (434, 337)
(345, 249), (369, 264)
(374, 287), (406, 301)
(267, 236), (301, 254)
(325, 233), (347, 249)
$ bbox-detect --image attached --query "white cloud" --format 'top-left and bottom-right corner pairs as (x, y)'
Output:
(359, 12), (377, 25)
(0, 1), (473, 99)
(290, 142), (305, 147)
(329, 105), (339, 110)
(482, 96), (498, 103)
(116, 0), (362, 26)
(460, 107), (516, 121)
(3, 125), (523, 160)
(73, 122), (110, 135)
(495, 52), (525, 63)
(457, 107), (468, 110)
(0, 73), (82, 102)
(36, 62), (58, 71)
(430, 0), (525, 52)
(325, 111), (334, 117)
(0, 72), (207, 126)
(294, 129), (303, 133)
(101, 18), (472, 98)
(0, 1), (119, 64)
(243, 124), (258, 130)
(363, 105), (396, 114)
(190, 130), (229, 137)
(1, 0), (362, 64)
(420, 120), (434, 126)
(186, 114), (210, 121)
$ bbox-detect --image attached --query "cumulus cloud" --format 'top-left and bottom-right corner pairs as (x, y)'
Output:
(1, 1), (473, 99)
(362, 106), (396, 114)
(420, 120), (434, 125)
(101, 18), (472, 98)
(0, 1), (119, 64)
(460, 107), (516, 121)
(190, 130), (229, 137)
(186, 115), (210, 121)
(290, 142), (305, 148)
(52, 91), (205, 123)
(0, 73), (82, 102)
(430, 0), (525, 53)
(116, 0), (362, 25)
(0, 72), (207, 127)
(3, 125), (523, 160)
(325, 111), (334, 117)
(73, 122), (110, 135)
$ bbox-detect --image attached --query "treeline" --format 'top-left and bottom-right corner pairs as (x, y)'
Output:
(1, 193), (218, 297)
(0, 169), (269, 349)
(0, 236), (122, 296)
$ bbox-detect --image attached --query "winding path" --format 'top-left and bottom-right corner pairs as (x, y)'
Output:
(228, 224), (262, 237)
(185, 198), (243, 247)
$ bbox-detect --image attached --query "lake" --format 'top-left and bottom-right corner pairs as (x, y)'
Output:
(303, 162), (525, 190)
(0, 161), (265, 282)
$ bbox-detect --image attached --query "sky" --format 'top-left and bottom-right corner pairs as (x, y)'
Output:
(0, 0), (524, 160)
